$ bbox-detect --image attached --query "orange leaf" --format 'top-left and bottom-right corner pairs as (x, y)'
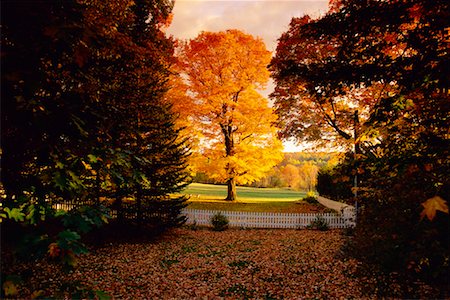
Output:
(31, 290), (45, 299)
(48, 242), (60, 258)
(3, 281), (18, 297)
(420, 196), (449, 221)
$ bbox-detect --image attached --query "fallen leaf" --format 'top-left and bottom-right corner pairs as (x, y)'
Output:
(3, 281), (18, 297)
(31, 290), (45, 299)
(420, 196), (449, 221)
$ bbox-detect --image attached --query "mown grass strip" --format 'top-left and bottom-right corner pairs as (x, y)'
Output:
(182, 183), (307, 202)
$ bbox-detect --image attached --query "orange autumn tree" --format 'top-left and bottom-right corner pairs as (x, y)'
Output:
(280, 164), (301, 189)
(176, 30), (283, 200)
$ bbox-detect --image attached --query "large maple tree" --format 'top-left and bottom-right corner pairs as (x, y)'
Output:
(175, 30), (283, 200)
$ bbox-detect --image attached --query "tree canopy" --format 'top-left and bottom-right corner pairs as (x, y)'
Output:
(270, 0), (449, 286)
(270, 0), (449, 149)
(174, 30), (283, 200)
(1, 0), (189, 265)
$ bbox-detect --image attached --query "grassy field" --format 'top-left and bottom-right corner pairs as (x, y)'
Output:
(182, 183), (307, 202)
(181, 183), (327, 213)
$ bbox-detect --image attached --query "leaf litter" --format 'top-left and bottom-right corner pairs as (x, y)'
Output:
(4, 228), (440, 299)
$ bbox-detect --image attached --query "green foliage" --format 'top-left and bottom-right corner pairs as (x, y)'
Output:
(61, 205), (110, 234)
(302, 191), (319, 204)
(349, 143), (450, 285)
(1, 207), (26, 222)
(0, 0), (189, 257)
(307, 216), (329, 231)
(303, 196), (319, 205)
(11, 205), (111, 267)
(210, 212), (229, 231)
(2, 11), (189, 295)
(316, 159), (354, 202)
(56, 230), (86, 256)
(1, 0), (188, 230)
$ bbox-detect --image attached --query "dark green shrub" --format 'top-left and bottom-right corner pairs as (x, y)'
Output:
(307, 216), (329, 231)
(316, 169), (335, 197)
(342, 137), (449, 296)
(303, 196), (319, 205)
(210, 212), (229, 231)
(316, 156), (354, 202)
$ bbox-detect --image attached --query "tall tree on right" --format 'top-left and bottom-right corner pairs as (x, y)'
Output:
(270, 0), (449, 293)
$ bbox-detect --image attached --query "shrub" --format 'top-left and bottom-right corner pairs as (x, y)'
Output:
(303, 192), (319, 205)
(188, 220), (198, 231)
(339, 139), (449, 295)
(307, 216), (329, 231)
(210, 212), (229, 231)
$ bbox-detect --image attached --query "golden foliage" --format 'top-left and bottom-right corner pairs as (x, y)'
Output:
(420, 196), (449, 221)
(172, 30), (283, 185)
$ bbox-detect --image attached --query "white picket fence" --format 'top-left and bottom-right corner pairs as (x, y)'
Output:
(181, 208), (356, 229)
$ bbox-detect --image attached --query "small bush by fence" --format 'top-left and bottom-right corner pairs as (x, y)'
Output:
(182, 208), (355, 229)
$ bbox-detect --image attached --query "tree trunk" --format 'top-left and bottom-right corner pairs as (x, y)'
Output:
(115, 196), (123, 222)
(136, 186), (142, 228)
(353, 110), (360, 217)
(353, 110), (360, 197)
(95, 165), (100, 205)
(226, 177), (237, 201)
(222, 122), (237, 201)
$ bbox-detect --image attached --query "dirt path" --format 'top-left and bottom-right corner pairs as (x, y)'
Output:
(317, 196), (354, 212)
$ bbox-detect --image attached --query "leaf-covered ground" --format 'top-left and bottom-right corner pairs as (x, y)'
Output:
(6, 229), (439, 299)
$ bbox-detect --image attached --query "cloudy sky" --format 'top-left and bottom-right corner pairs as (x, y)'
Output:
(166, 0), (329, 151)
(167, 0), (328, 52)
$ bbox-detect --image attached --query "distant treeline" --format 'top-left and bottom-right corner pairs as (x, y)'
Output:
(193, 152), (339, 190)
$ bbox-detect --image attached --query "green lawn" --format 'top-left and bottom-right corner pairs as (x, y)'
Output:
(181, 183), (326, 213)
(182, 183), (307, 202)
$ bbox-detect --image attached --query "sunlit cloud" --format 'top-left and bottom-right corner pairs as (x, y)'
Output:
(168, 1), (328, 51)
